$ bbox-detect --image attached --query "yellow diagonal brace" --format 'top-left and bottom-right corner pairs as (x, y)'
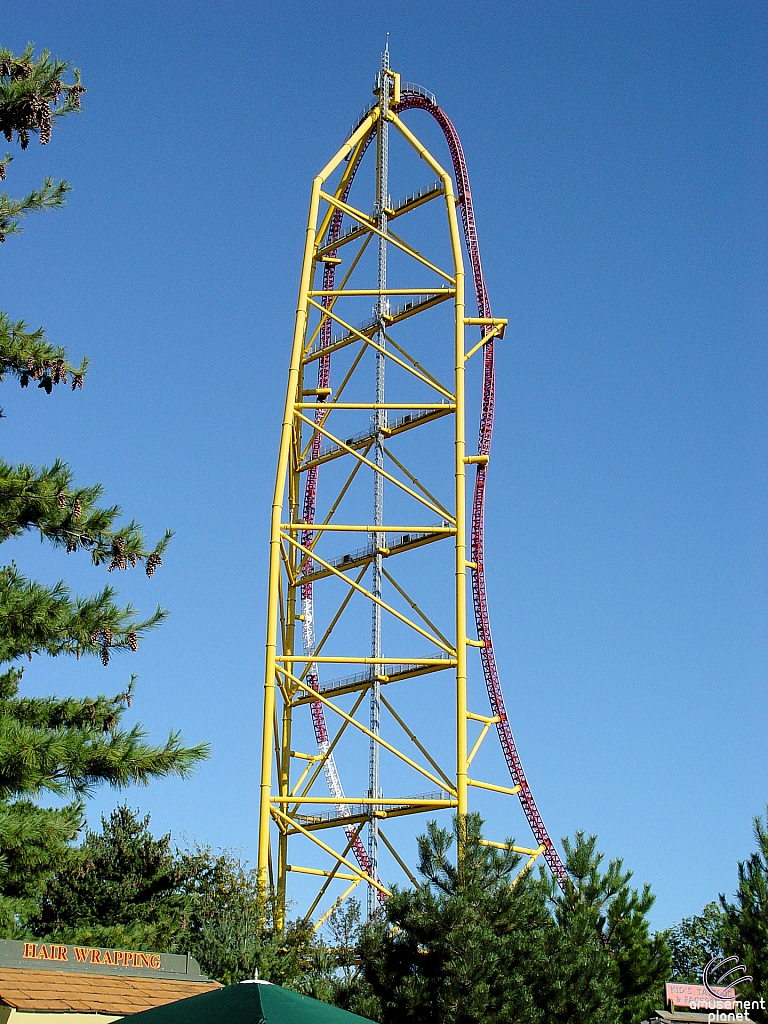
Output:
(315, 878), (362, 931)
(299, 345), (369, 463)
(301, 445), (373, 562)
(299, 565), (368, 681)
(380, 565), (452, 652)
(306, 297), (454, 401)
(379, 827), (420, 888)
(283, 532), (453, 654)
(279, 666), (455, 794)
(383, 330), (444, 390)
(380, 693), (454, 790)
(382, 445), (452, 522)
(511, 845), (547, 888)
(306, 821), (366, 921)
(466, 721), (493, 769)
(294, 411), (455, 524)
(292, 689), (368, 803)
(465, 323), (506, 362)
(316, 125), (375, 243)
(318, 191), (455, 284)
(270, 804), (390, 896)
(303, 233), (373, 357)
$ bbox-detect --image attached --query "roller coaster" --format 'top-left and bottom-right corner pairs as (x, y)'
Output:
(258, 47), (567, 927)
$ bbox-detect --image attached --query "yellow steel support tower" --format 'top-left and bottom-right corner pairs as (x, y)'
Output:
(257, 68), (538, 925)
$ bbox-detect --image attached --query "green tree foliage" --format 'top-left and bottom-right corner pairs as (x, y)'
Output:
(0, 46), (86, 391)
(347, 814), (552, 1024)
(0, 45), (83, 234)
(0, 44), (208, 931)
(548, 832), (670, 1024)
(32, 805), (188, 949)
(667, 902), (726, 983)
(721, 807), (768, 1021)
(343, 816), (668, 1024)
(31, 807), (329, 989)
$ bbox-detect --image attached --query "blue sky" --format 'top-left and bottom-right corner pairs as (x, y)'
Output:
(3, 1), (767, 930)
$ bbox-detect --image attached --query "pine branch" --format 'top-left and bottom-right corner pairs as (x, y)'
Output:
(0, 566), (166, 664)
(0, 177), (70, 242)
(0, 718), (210, 800)
(0, 45), (84, 244)
(2, 668), (138, 733)
(0, 45), (85, 153)
(0, 460), (172, 573)
(0, 798), (81, 860)
(0, 312), (87, 391)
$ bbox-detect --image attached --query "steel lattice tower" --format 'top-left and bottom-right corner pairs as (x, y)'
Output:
(258, 56), (568, 928)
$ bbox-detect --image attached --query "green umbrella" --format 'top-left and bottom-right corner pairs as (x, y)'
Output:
(123, 980), (374, 1024)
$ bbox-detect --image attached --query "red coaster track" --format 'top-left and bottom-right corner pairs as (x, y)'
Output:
(301, 89), (567, 892)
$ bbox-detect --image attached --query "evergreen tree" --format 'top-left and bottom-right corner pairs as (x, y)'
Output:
(545, 832), (670, 1024)
(0, 45), (86, 390)
(32, 805), (189, 949)
(344, 818), (669, 1024)
(721, 807), (768, 1022)
(33, 808), (328, 990)
(667, 902), (726, 983)
(350, 814), (552, 1024)
(0, 44), (208, 930)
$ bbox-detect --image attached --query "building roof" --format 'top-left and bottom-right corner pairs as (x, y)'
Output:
(649, 1013), (755, 1024)
(0, 968), (221, 1016)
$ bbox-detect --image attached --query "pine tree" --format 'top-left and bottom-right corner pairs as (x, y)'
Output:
(721, 807), (768, 1022)
(546, 832), (670, 1024)
(351, 814), (552, 1024)
(33, 809), (328, 989)
(32, 805), (189, 949)
(0, 44), (208, 931)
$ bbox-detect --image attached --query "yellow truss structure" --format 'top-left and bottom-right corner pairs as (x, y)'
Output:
(258, 85), (543, 926)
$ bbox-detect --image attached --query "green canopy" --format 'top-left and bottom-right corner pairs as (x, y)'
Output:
(123, 981), (373, 1024)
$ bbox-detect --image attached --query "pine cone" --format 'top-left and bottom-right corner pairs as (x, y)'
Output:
(101, 646), (110, 666)
(39, 112), (51, 145)
(145, 552), (161, 577)
(72, 498), (81, 520)
(89, 629), (101, 644)
(127, 631), (138, 652)
(102, 628), (112, 647)
(57, 492), (67, 509)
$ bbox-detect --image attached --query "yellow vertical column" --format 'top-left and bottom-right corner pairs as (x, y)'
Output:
(258, 175), (322, 892)
(450, 218), (467, 820)
(257, 112), (378, 905)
